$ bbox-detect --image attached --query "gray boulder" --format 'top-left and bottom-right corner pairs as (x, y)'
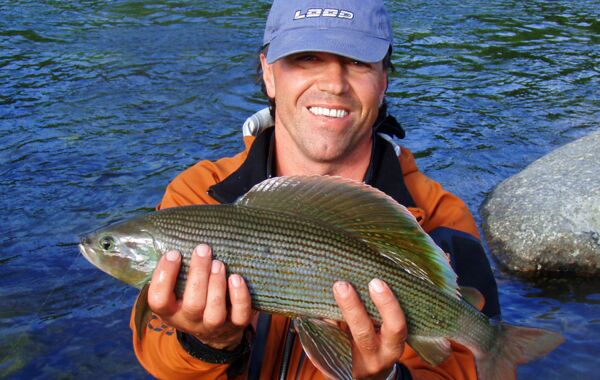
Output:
(481, 130), (600, 275)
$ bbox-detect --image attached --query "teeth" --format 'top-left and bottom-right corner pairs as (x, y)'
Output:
(309, 107), (348, 118)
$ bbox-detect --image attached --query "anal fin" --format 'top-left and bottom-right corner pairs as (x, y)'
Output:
(294, 318), (353, 380)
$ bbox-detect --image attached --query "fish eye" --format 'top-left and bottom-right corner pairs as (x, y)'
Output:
(99, 236), (116, 251)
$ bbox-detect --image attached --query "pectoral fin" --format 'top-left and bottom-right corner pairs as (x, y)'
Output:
(294, 318), (353, 380)
(407, 335), (452, 366)
(459, 286), (485, 311)
(134, 282), (152, 343)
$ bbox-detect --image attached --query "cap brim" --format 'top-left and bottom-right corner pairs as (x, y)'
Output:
(265, 28), (390, 64)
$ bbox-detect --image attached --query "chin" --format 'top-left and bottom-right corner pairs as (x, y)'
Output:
(305, 147), (348, 164)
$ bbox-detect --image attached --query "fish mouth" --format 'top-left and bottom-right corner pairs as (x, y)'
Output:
(78, 241), (99, 267)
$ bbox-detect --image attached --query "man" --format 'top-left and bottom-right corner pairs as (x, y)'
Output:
(131, 0), (500, 379)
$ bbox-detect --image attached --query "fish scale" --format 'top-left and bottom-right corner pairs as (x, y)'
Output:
(146, 204), (474, 341)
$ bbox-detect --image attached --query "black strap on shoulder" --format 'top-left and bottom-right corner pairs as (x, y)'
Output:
(247, 313), (272, 380)
(396, 363), (413, 379)
(294, 351), (306, 380)
(279, 324), (296, 380)
(366, 134), (416, 208)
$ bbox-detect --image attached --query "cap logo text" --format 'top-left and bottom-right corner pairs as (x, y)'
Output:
(294, 8), (354, 20)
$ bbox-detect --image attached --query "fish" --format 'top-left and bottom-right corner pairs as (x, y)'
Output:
(79, 175), (563, 380)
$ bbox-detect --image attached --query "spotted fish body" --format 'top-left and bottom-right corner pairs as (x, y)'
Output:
(79, 175), (563, 380)
(153, 205), (447, 325)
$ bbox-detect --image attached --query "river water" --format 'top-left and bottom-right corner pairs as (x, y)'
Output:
(1, 0), (598, 378)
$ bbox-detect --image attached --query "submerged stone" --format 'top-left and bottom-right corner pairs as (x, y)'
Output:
(482, 130), (600, 275)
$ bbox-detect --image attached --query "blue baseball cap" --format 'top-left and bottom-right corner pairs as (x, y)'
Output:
(263, 0), (393, 64)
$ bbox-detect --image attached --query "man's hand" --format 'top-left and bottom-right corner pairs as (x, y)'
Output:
(147, 244), (253, 350)
(333, 279), (407, 380)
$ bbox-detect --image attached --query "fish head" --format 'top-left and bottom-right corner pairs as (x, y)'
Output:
(79, 217), (161, 288)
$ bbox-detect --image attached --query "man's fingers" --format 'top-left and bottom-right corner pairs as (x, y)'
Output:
(180, 244), (213, 321)
(369, 279), (407, 356)
(333, 281), (379, 353)
(147, 250), (181, 316)
(228, 274), (253, 327)
(203, 260), (228, 328)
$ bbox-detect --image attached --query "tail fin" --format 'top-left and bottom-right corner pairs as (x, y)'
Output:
(475, 323), (564, 380)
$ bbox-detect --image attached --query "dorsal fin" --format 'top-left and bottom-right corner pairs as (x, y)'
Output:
(235, 176), (459, 297)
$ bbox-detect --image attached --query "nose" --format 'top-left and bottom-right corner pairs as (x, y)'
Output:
(317, 60), (349, 95)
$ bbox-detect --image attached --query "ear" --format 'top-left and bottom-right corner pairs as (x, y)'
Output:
(260, 53), (276, 98)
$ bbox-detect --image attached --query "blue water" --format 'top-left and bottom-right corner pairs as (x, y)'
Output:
(1, 0), (598, 378)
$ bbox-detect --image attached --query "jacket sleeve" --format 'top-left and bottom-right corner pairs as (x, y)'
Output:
(130, 313), (230, 379)
(399, 343), (478, 380)
(131, 158), (245, 378)
(157, 157), (245, 209)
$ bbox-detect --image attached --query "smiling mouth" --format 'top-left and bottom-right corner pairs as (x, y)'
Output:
(308, 106), (348, 118)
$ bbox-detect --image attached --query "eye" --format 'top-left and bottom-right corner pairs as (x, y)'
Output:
(292, 53), (318, 62)
(350, 59), (371, 68)
(99, 236), (116, 251)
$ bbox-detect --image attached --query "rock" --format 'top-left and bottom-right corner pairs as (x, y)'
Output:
(481, 130), (600, 275)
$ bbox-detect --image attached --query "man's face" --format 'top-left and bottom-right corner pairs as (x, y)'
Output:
(261, 52), (388, 166)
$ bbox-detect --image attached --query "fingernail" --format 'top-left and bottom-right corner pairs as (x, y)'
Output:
(195, 244), (210, 258)
(369, 278), (385, 293)
(230, 274), (241, 288)
(211, 260), (222, 274)
(166, 250), (180, 262)
(335, 281), (350, 296)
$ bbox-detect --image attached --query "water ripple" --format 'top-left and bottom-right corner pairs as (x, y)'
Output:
(1, 0), (598, 378)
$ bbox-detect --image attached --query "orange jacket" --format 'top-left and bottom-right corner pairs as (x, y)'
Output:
(131, 128), (499, 379)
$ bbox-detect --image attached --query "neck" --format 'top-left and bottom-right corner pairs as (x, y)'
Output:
(273, 133), (372, 182)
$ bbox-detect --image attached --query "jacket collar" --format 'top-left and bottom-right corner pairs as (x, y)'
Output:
(208, 127), (415, 207)
(208, 127), (275, 204)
